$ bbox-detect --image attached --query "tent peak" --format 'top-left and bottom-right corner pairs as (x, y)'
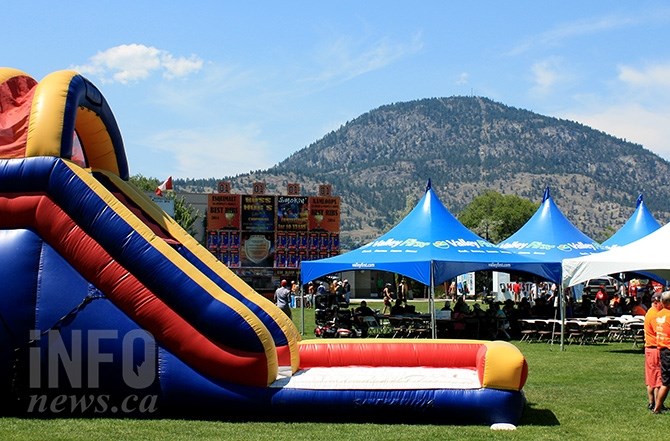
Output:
(542, 186), (550, 202)
(636, 193), (644, 207)
(425, 179), (432, 192)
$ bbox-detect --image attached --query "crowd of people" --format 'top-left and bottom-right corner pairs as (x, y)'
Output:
(275, 275), (661, 330)
(274, 278), (353, 316)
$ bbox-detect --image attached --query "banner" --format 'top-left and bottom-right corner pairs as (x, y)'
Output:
(308, 196), (340, 232)
(208, 194), (241, 230)
(276, 196), (309, 231)
(241, 195), (275, 232)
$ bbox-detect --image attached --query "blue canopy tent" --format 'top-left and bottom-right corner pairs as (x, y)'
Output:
(601, 194), (661, 249)
(599, 194), (665, 286)
(300, 181), (561, 337)
(498, 187), (605, 260)
(498, 187), (605, 348)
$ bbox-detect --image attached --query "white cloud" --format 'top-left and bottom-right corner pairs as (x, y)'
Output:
(73, 44), (203, 84)
(456, 72), (469, 85)
(143, 126), (274, 178)
(161, 53), (205, 79)
(307, 32), (423, 85)
(563, 104), (670, 160)
(618, 63), (670, 89)
(147, 64), (257, 117)
(556, 59), (670, 162)
(529, 58), (567, 97)
(507, 8), (670, 56)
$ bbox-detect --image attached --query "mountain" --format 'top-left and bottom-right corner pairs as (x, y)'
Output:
(177, 96), (670, 249)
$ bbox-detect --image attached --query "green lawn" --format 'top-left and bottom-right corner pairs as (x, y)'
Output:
(1, 304), (665, 440)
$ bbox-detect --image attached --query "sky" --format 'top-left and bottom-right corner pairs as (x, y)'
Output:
(5, 1), (670, 179)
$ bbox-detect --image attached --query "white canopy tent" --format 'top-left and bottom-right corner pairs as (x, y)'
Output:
(562, 222), (670, 287)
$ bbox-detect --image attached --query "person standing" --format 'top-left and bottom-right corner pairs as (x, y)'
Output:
(335, 281), (346, 306)
(290, 280), (299, 307)
(530, 283), (538, 302)
(342, 279), (351, 306)
(595, 285), (609, 306)
(397, 279), (406, 305)
(274, 279), (292, 319)
(512, 281), (521, 303)
(382, 283), (393, 314)
(619, 282), (627, 299)
(448, 281), (457, 300)
(645, 292), (663, 411)
(653, 291), (670, 414)
(315, 282), (328, 309)
(305, 281), (315, 308)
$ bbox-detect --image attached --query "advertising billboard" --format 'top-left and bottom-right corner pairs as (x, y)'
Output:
(308, 196), (340, 232)
(276, 196), (309, 231)
(241, 195), (275, 232)
(207, 194), (241, 230)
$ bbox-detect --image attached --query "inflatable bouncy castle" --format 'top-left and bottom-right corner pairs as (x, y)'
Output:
(0, 68), (528, 425)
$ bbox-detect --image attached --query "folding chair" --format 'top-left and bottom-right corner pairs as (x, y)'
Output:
(406, 317), (430, 338)
(605, 319), (624, 342)
(388, 317), (408, 338)
(359, 315), (384, 338)
(628, 322), (645, 348)
(566, 321), (585, 345)
(519, 319), (537, 343)
(534, 320), (553, 343)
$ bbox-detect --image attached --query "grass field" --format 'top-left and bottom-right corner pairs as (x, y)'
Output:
(1, 302), (665, 441)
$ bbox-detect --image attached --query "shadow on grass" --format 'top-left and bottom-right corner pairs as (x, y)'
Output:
(519, 402), (560, 426)
(607, 348), (644, 355)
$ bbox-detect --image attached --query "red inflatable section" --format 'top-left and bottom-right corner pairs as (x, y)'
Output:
(299, 340), (528, 391)
(0, 193), (271, 387)
(298, 340), (482, 368)
(0, 74), (37, 157)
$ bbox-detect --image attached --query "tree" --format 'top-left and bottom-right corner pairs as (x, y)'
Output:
(128, 175), (200, 236)
(172, 195), (200, 237)
(457, 190), (538, 243)
(596, 225), (617, 244)
(128, 174), (159, 192)
(457, 190), (538, 296)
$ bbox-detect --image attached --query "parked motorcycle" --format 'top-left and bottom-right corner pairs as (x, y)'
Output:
(314, 306), (361, 338)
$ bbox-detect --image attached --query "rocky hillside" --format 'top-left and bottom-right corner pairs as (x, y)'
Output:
(177, 96), (670, 248)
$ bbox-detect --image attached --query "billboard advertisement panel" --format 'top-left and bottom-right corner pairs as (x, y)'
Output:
(308, 196), (340, 233)
(276, 196), (309, 231)
(207, 194), (241, 230)
(241, 195), (275, 232)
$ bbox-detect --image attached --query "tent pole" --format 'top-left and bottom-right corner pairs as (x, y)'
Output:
(430, 264), (436, 339)
(301, 285), (305, 335)
(559, 283), (565, 351)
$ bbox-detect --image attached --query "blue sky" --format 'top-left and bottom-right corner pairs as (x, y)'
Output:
(5, 1), (670, 179)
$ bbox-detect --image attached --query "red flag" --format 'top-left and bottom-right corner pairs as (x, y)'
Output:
(155, 176), (173, 196)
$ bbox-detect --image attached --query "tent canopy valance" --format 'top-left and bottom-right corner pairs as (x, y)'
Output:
(562, 227), (670, 287)
(300, 181), (561, 287)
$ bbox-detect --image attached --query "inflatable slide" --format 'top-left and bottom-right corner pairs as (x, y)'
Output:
(0, 68), (528, 425)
